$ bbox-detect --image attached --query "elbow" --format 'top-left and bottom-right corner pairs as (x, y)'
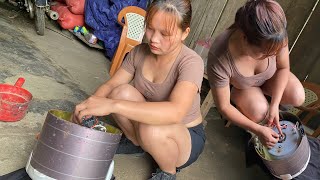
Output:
(169, 107), (186, 124)
(217, 104), (230, 116)
(171, 113), (183, 124)
(166, 102), (188, 124)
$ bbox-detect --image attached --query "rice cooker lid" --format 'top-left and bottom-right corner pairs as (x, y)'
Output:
(267, 120), (303, 158)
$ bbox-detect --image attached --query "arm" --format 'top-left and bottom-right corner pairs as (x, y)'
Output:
(113, 81), (198, 124)
(76, 81), (199, 125)
(266, 45), (290, 134)
(72, 68), (133, 123)
(94, 44), (140, 97)
(206, 52), (261, 133)
(212, 86), (279, 148)
(93, 68), (134, 97)
(269, 45), (290, 109)
(75, 50), (203, 125)
(212, 86), (261, 134)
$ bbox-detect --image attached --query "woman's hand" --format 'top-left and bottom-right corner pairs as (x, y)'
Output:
(267, 104), (283, 136)
(257, 125), (280, 149)
(73, 96), (115, 124)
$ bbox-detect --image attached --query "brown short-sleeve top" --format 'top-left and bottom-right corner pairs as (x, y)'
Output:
(207, 29), (277, 89)
(121, 43), (204, 124)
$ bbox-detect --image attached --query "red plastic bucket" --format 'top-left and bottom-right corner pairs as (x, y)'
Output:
(0, 78), (33, 122)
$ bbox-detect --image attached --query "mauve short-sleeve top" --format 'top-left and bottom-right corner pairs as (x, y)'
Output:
(207, 29), (277, 90)
(121, 43), (204, 124)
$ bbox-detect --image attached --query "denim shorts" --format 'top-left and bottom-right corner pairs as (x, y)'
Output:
(177, 123), (206, 170)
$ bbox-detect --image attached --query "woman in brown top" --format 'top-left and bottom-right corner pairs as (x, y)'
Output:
(73, 0), (205, 179)
(207, 0), (305, 148)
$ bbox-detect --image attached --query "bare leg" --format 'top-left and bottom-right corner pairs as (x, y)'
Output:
(109, 84), (192, 174)
(137, 123), (191, 174)
(108, 84), (145, 145)
(231, 87), (269, 123)
(262, 72), (305, 106)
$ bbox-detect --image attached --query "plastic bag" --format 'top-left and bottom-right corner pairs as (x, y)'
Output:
(194, 37), (212, 68)
(66, 0), (85, 15)
(50, 2), (67, 12)
(54, 0), (65, 3)
(51, 3), (84, 29)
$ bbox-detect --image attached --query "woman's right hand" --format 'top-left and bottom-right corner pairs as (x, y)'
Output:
(72, 96), (115, 124)
(257, 125), (280, 149)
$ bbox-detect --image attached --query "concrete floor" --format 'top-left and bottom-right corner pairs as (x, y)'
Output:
(0, 6), (270, 180)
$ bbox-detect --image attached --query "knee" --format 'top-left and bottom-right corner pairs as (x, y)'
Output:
(285, 74), (305, 106)
(108, 84), (142, 101)
(245, 102), (268, 122)
(138, 124), (162, 147)
(291, 87), (305, 107)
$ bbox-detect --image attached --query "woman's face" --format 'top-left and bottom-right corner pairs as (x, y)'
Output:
(145, 11), (189, 56)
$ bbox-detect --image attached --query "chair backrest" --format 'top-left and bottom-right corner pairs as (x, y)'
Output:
(288, 82), (320, 115)
(287, 82), (320, 137)
(109, 6), (146, 77)
(118, 6), (146, 43)
(126, 13), (145, 42)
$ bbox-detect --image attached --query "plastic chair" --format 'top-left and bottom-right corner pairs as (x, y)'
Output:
(288, 81), (320, 138)
(109, 6), (146, 76)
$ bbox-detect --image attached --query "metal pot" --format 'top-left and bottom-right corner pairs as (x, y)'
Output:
(26, 110), (122, 180)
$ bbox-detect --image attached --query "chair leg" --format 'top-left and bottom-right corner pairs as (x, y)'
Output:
(312, 126), (320, 138)
(201, 89), (215, 128)
(302, 111), (317, 125)
(116, 49), (127, 72)
(201, 90), (215, 118)
(110, 44), (126, 76)
(225, 120), (232, 127)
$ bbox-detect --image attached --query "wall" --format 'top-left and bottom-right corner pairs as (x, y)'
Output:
(186, 0), (319, 83)
(290, 2), (320, 83)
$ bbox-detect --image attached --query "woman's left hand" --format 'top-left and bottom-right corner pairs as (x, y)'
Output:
(73, 96), (114, 124)
(267, 104), (283, 135)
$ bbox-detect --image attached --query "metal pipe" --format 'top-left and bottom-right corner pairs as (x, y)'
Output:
(289, 0), (319, 54)
(46, 9), (59, 20)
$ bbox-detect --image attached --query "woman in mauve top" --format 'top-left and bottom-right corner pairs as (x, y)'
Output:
(73, 0), (205, 179)
(207, 0), (305, 148)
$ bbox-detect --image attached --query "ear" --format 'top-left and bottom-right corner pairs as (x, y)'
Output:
(243, 35), (248, 42)
(242, 34), (249, 47)
(238, 30), (247, 42)
(181, 27), (190, 41)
